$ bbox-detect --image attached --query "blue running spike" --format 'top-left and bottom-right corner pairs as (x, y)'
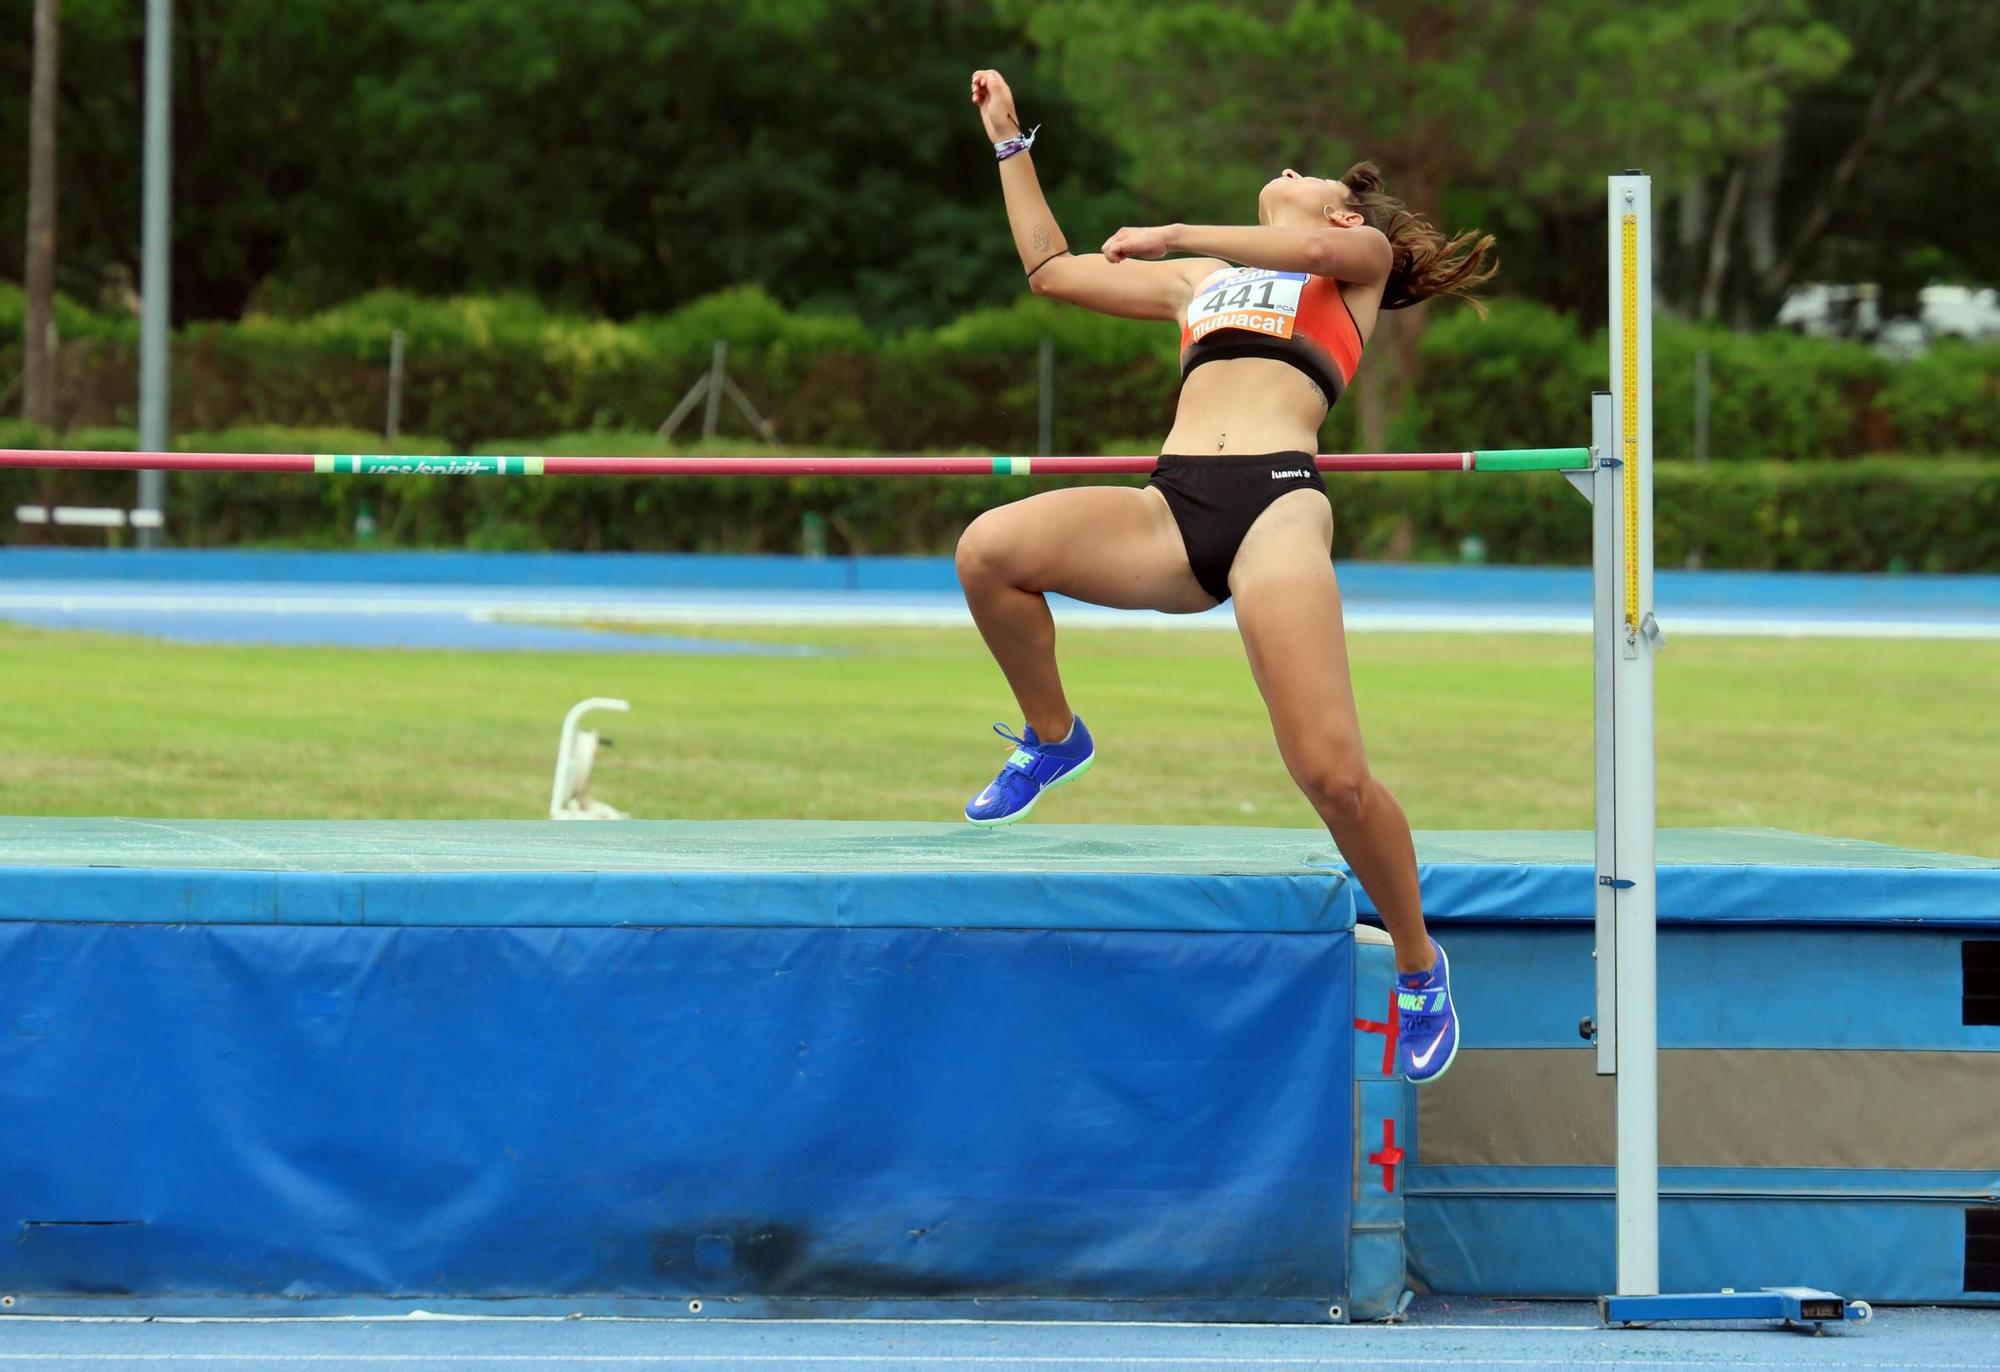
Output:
(1396, 939), (1461, 1084)
(964, 717), (1095, 827)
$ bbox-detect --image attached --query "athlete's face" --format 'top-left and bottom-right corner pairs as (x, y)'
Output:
(1259, 170), (1364, 229)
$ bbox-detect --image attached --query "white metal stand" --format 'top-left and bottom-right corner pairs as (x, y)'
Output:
(657, 341), (778, 442)
(1583, 171), (1864, 1332)
(1606, 169), (1661, 1297)
(549, 697), (631, 821)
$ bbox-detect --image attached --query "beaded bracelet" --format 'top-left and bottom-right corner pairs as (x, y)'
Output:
(994, 124), (1040, 161)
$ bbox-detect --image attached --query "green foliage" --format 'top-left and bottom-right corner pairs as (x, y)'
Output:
(14, 291), (1996, 464)
(0, 0), (1135, 329)
(1660, 458), (2000, 573)
(0, 0), (398, 319)
(929, 295), (1168, 367)
(1880, 340), (2000, 454)
(1376, 301), (1958, 461)
(1004, 0), (1845, 223)
(1653, 322), (1891, 459)
(1334, 457), (2000, 573)
(0, 281), (138, 345)
(1760, 0), (2000, 317)
(2, 0), (1989, 366)
(1393, 302), (1596, 451)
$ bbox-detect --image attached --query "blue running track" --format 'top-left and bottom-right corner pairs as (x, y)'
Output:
(1, 551), (1994, 650)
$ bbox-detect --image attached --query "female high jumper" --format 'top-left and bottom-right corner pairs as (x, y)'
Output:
(958, 69), (1496, 1083)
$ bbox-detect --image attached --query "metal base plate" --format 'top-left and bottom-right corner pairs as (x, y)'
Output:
(1602, 1287), (1872, 1329)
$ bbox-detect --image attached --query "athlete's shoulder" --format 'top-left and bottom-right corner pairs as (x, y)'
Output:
(1181, 258), (1235, 290)
(1317, 226), (1392, 285)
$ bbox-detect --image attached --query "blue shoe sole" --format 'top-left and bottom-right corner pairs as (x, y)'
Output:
(963, 750), (1095, 828)
(1402, 941), (1461, 1084)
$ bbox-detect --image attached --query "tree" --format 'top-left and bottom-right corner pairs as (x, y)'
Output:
(320, 0), (1134, 325)
(0, 0), (398, 321)
(1003, 0), (1846, 437)
(21, 0), (58, 425)
(0, 0), (1135, 328)
(1672, 0), (2000, 328)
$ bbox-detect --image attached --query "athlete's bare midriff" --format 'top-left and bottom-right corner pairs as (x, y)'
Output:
(1161, 357), (1329, 455)
(1161, 282), (1379, 456)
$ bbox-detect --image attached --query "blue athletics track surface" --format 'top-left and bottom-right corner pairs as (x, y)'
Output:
(4, 1303), (1999, 1369)
(0, 549), (1995, 648)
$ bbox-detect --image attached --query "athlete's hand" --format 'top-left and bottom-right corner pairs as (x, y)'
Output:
(1101, 225), (1178, 263)
(970, 69), (1020, 140)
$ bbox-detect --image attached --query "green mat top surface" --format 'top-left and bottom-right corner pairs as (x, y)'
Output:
(0, 818), (1989, 875)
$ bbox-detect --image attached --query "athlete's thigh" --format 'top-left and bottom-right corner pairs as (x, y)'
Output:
(1228, 491), (1367, 763)
(964, 485), (1214, 613)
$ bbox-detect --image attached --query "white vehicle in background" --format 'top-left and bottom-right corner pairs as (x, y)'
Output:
(1779, 283), (2000, 356)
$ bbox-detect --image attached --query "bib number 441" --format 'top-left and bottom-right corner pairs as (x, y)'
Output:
(1188, 268), (1306, 341)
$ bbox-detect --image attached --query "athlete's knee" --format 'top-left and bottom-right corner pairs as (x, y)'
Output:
(1294, 751), (1372, 825)
(955, 511), (1018, 587)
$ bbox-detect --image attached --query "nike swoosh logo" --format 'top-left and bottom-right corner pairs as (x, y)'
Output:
(1409, 1035), (1447, 1070)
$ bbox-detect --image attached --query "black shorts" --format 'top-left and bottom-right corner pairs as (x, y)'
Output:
(1147, 452), (1327, 603)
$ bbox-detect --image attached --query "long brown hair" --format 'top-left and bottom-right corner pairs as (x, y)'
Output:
(1339, 162), (1497, 312)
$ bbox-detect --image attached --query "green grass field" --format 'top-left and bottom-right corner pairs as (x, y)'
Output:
(1, 621), (1993, 857)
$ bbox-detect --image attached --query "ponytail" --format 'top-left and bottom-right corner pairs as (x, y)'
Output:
(1339, 162), (1498, 312)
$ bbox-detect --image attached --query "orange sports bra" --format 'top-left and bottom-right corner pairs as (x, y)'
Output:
(1178, 266), (1365, 404)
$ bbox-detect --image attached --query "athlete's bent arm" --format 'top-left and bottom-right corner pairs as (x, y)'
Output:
(1103, 222), (1392, 286)
(971, 68), (1218, 321)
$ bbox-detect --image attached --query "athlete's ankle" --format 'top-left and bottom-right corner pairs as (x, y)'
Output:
(1032, 714), (1077, 746)
(1394, 937), (1439, 979)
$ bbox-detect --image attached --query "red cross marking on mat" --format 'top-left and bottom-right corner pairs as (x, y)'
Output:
(1353, 986), (1401, 1076)
(1368, 1118), (1405, 1195)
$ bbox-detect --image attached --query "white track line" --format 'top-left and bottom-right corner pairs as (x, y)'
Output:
(0, 1317), (1597, 1332)
(0, 1358), (1978, 1369)
(1, 589), (1992, 639)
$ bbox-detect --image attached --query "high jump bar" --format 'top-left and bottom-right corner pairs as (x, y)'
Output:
(0, 448), (1588, 478)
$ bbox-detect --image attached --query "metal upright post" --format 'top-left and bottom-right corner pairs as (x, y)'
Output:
(136, 0), (173, 548)
(1606, 170), (1659, 1298)
(22, 0), (60, 429)
(386, 329), (406, 443)
(701, 341), (727, 440)
(1037, 336), (1054, 456)
(1589, 389), (1616, 1076)
(1595, 166), (1851, 1337)
(1693, 351), (1711, 465)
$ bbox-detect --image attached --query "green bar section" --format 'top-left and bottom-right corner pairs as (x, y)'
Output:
(1472, 447), (1590, 472)
(345, 455), (511, 476)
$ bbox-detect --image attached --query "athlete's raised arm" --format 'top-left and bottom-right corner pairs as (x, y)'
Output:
(971, 69), (1220, 321)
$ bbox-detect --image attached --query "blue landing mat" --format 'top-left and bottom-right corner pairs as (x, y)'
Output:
(0, 820), (1991, 929)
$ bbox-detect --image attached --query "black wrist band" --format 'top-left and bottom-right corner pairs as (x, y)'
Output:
(1026, 248), (1072, 279)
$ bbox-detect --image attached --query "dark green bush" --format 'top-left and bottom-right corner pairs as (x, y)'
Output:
(10, 288), (1993, 460)
(1395, 302), (1597, 452)
(1339, 457), (2000, 572)
(1880, 339), (2000, 453)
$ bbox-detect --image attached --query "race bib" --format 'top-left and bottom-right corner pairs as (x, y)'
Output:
(1186, 268), (1307, 343)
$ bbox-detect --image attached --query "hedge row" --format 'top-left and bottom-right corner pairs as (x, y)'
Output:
(5, 424), (1994, 572)
(4, 283), (1995, 459)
